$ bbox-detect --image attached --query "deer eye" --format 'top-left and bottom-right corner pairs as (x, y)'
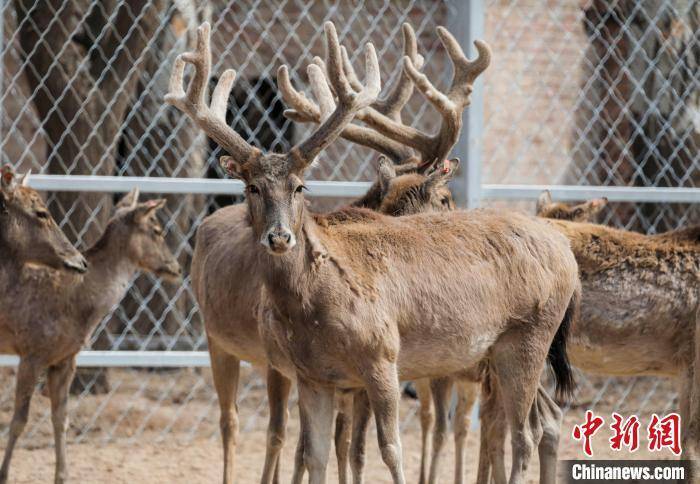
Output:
(247, 185), (259, 195)
(295, 185), (306, 194)
(441, 197), (450, 207)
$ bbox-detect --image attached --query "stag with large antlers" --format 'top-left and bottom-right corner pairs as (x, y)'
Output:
(170, 21), (579, 484)
(187, 22), (466, 483)
(280, 23), (494, 484)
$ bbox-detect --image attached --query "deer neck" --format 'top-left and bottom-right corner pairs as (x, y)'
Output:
(260, 211), (326, 317)
(79, 226), (137, 322)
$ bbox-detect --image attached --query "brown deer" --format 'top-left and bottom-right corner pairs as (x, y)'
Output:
(479, 194), (700, 484)
(0, 189), (180, 484)
(188, 22), (466, 484)
(169, 21), (579, 484)
(536, 190), (608, 222)
(282, 28), (494, 484)
(0, 164), (86, 275)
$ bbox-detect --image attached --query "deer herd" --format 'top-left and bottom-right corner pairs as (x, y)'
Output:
(0, 18), (698, 484)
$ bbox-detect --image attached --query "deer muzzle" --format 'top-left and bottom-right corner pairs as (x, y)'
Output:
(262, 226), (296, 254)
(63, 253), (88, 274)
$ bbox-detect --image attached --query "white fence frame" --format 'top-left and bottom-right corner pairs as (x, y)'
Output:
(0, 176), (695, 370)
(4, 0), (699, 370)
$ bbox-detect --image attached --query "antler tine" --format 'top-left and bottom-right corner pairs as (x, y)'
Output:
(277, 63), (411, 162)
(337, 23), (423, 122)
(277, 65), (322, 123)
(165, 22), (260, 167)
(373, 23), (424, 121)
(401, 28), (491, 161)
(291, 21), (382, 168)
(351, 26), (490, 167)
(307, 64), (336, 120)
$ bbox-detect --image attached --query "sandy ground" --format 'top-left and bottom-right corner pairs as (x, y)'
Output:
(0, 368), (680, 483)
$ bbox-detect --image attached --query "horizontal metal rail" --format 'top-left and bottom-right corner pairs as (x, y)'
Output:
(482, 184), (700, 203)
(25, 175), (700, 203)
(26, 175), (372, 197)
(0, 351), (221, 368)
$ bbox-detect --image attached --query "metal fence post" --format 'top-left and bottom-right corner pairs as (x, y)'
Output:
(449, 0), (485, 209)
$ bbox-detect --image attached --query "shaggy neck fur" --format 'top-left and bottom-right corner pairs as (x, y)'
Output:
(261, 207), (360, 321)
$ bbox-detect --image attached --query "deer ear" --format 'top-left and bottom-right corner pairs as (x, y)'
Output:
(220, 156), (249, 181)
(134, 199), (167, 223)
(425, 158), (460, 188)
(117, 188), (140, 210)
(576, 197), (608, 221)
(142, 198), (167, 213)
(376, 156), (397, 194)
(441, 158), (459, 179)
(16, 170), (31, 187)
(536, 190), (553, 214)
(1, 165), (15, 190)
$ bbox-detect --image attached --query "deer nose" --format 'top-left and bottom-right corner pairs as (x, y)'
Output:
(64, 254), (88, 274)
(264, 228), (295, 253)
(268, 231), (291, 245)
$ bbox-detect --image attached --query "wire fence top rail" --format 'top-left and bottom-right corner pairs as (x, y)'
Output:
(25, 175), (700, 203)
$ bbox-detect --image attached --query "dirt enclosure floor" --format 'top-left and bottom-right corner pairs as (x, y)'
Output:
(0, 367), (680, 483)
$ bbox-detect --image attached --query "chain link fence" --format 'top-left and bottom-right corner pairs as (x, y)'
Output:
(0, 0), (695, 470)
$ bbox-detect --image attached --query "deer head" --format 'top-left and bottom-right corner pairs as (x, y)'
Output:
(377, 157), (459, 216)
(166, 22), (380, 255)
(0, 164), (87, 273)
(536, 190), (608, 222)
(111, 189), (181, 281)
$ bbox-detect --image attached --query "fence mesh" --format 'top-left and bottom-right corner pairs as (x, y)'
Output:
(0, 0), (695, 469)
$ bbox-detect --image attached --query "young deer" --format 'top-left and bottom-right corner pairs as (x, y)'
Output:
(0, 189), (180, 484)
(188, 22), (462, 483)
(170, 21), (579, 484)
(479, 194), (700, 484)
(0, 164), (87, 275)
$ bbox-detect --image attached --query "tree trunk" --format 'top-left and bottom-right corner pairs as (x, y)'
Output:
(567, 0), (700, 231)
(14, 0), (166, 245)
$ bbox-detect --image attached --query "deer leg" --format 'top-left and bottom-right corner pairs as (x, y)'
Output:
(365, 362), (406, 484)
(290, 429), (305, 484)
(453, 381), (477, 484)
(209, 342), (240, 484)
(297, 377), (335, 484)
(428, 376), (452, 484)
(477, 376), (507, 484)
(414, 378), (434, 484)
(0, 358), (41, 484)
(335, 391), (354, 484)
(490, 328), (550, 484)
(350, 389), (371, 484)
(47, 357), (77, 484)
(261, 366), (292, 484)
(536, 386), (561, 484)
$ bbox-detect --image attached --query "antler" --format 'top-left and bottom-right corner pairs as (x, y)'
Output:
(287, 21), (381, 170)
(319, 26), (490, 168)
(278, 23), (419, 163)
(165, 22), (261, 167)
(361, 27), (490, 166)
